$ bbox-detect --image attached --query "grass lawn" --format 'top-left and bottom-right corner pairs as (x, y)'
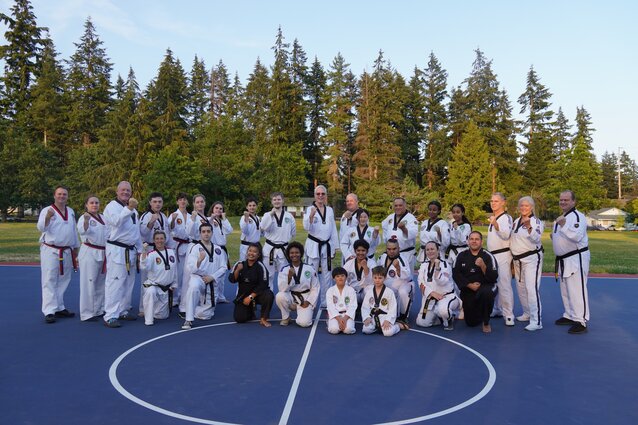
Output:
(2, 220), (637, 274)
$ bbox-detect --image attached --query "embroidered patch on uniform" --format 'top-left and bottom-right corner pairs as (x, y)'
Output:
(536, 229), (541, 234)
(389, 219), (393, 224)
(389, 269), (396, 278)
(414, 221), (418, 225)
(366, 230), (371, 237)
(169, 256), (175, 263)
(574, 223), (579, 228)
(350, 232), (355, 238)
(381, 298), (388, 306)
(345, 296), (350, 304)
(155, 257), (162, 265)
(215, 248), (222, 255)
(285, 217), (290, 223)
(304, 270), (311, 279)
(332, 295), (338, 304)
(177, 218), (182, 225)
(90, 220), (96, 226)
(50, 215), (56, 221)
(348, 272), (355, 280)
(369, 297), (374, 304)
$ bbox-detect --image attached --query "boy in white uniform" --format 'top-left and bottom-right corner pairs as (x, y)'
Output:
(140, 231), (177, 325)
(261, 192), (296, 291)
(170, 193), (192, 307)
(276, 242), (319, 327)
(362, 266), (402, 336)
(326, 267), (357, 334)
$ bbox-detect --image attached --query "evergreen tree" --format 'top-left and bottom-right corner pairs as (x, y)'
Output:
(421, 52), (449, 191)
(600, 151), (619, 199)
(305, 56), (327, 191)
(210, 59), (230, 121)
(226, 72), (244, 121)
(243, 58), (270, 148)
(187, 55), (210, 132)
(66, 17), (112, 146)
(573, 105), (595, 149)
(398, 67), (424, 185)
(553, 107), (571, 155)
(444, 121), (492, 221)
(619, 151), (638, 197)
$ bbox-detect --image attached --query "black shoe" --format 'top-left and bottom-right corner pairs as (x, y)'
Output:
(45, 314), (56, 324)
(118, 313), (137, 321)
(555, 317), (576, 326)
(178, 311), (186, 320)
(55, 309), (76, 318)
(104, 318), (122, 328)
(568, 323), (588, 334)
(83, 316), (99, 322)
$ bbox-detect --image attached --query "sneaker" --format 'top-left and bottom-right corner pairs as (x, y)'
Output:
(181, 320), (192, 330)
(516, 314), (530, 322)
(568, 323), (588, 334)
(54, 309), (75, 318)
(145, 321), (154, 326)
(505, 317), (515, 327)
(104, 318), (121, 328)
(555, 317), (576, 326)
(443, 318), (454, 331)
(119, 313), (137, 321)
(280, 318), (290, 326)
(524, 323), (543, 331)
(45, 314), (56, 324)
(178, 311), (186, 320)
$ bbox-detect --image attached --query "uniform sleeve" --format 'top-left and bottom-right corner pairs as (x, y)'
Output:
(345, 286), (357, 318)
(260, 213), (273, 232)
(527, 218), (543, 244)
(139, 212), (153, 239)
(303, 209), (312, 232)
(329, 212), (339, 256)
(228, 261), (241, 283)
(361, 288), (372, 319)
(326, 287), (339, 319)
(278, 265), (292, 293)
(435, 263), (454, 293)
(307, 268), (320, 306)
(289, 214), (297, 239)
(406, 216), (418, 241)
(255, 262), (269, 295)
(438, 221), (451, 252)
(211, 253), (228, 284)
(495, 214), (513, 241)
(386, 290), (398, 323)
(222, 218), (233, 234)
(417, 264), (427, 287)
(340, 230), (353, 261)
(76, 216), (87, 237)
(381, 217), (390, 244)
(239, 217), (252, 235)
(36, 207), (50, 232)
(187, 246), (206, 276)
(557, 214), (586, 243)
(140, 252), (152, 271)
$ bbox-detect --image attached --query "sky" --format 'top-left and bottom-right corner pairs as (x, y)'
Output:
(2, 0), (637, 162)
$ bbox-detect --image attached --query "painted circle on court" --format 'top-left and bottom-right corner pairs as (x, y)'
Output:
(109, 322), (496, 424)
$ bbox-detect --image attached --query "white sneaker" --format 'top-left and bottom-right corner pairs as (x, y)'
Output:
(505, 317), (515, 326)
(525, 323), (543, 331)
(516, 314), (530, 322)
(181, 320), (192, 330)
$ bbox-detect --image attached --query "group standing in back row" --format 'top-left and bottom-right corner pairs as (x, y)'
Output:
(37, 182), (590, 335)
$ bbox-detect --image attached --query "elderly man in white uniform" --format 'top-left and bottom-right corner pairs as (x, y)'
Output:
(103, 181), (142, 328)
(303, 185), (339, 308)
(37, 186), (80, 324)
(381, 197), (419, 272)
(552, 190), (590, 335)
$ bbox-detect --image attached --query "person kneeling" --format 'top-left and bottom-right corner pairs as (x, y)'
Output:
(362, 266), (404, 336)
(229, 243), (274, 327)
(140, 231), (177, 326)
(326, 267), (357, 334)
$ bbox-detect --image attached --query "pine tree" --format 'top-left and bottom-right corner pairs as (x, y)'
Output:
(187, 55), (210, 132)
(619, 151), (638, 197)
(66, 17), (112, 146)
(600, 151), (619, 199)
(421, 53), (449, 191)
(305, 56), (327, 191)
(553, 107), (571, 155)
(573, 106), (595, 149)
(398, 67), (424, 185)
(243, 58), (270, 148)
(210, 59), (230, 121)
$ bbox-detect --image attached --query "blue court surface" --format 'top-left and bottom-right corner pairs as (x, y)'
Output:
(1, 265), (637, 425)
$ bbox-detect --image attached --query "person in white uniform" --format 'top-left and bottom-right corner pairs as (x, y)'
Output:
(261, 192), (296, 291)
(103, 181), (142, 328)
(447, 203), (472, 266)
(416, 241), (461, 330)
(37, 186), (80, 323)
(169, 192), (192, 307)
(276, 242), (319, 327)
(140, 231), (177, 326)
(417, 200), (450, 264)
(487, 192), (515, 326)
(239, 197), (261, 261)
(510, 196), (544, 332)
(339, 193), (360, 263)
(552, 190), (590, 334)
(326, 267), (357, 334)
(77, 195), (107, 321)
(378, 239), (414, 327)
(303, 185), (339, 308)
(181, 222), (228, 330)
(362, 266), (403, 336)
(381, 197), (419, 272)
(340, 208), (380, 262)
(343, 239), (376, 304)
(209, 201), (233, 302)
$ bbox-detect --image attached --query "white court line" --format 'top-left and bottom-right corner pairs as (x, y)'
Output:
(277, 308), (323, 425)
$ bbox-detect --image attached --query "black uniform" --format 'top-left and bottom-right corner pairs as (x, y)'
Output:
(229, 260), (274, 323)
(453, 248), (498, 327)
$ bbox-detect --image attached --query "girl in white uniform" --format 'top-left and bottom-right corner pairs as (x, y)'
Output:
(140, 231), (177, 325)
(343, 240), (376, 304)
(447, 203), (472, 266)
(209, 201), (233, 303)
(340, 208), (380, 262)
(417, 200), (450, 263)
(179, 194), (209, 316)
(239, 197), (261, 261)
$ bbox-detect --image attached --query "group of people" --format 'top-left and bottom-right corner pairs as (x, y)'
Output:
(37, 182), (590, 336)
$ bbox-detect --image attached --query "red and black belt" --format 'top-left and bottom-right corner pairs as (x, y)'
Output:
(43, 243), (78, 275)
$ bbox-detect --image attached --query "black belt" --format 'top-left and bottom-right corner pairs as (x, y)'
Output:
(308, 234), (332, 272)
(266, 239), (288, 266)
(173, 237), (190, 262)
(512, 246), (544, 261)
(107, 240), (138, 274)
(555, 247), (589, 280)
(240, 240), (252, 246)
(490, 247), (510, 255)
(291, 289), (310, 305)
(445, 244), (467, 257)
(400, 246), (415, 253)
(370, 307), (388, 330)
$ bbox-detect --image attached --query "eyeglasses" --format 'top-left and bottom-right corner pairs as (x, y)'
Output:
(316, 193), (326, 196)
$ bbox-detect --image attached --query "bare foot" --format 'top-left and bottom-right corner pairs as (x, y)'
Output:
(482, 323), (492, 333)
(260, 318), (272, 328)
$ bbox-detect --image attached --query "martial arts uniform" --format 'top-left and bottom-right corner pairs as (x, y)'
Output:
(170, 209), (192, 306)
(276, 263), (319, 327)
(381, 211), (419, 272)
(103, 199), (142, 323)
(303, 203), (339, 307)
(452, 248), (498, 327)
(343, 256), (377, 304)
(416, 218), (450, 264)
(553, 208), (590, 327)
(510, 215), (544, 328)
(179, 212), (209, 313)
(37, 205), (80, 317)
(338, 211), (358, 263)
(139, 210), (173, 313)
(239, 214), (261, 261)
(229, 260), (274, 323)
(261, 209), (296, 291)
(326, 284), (357, 334)
(378, 253), (414, 322)
(361, 284), (400, 337)
(447, 222), (471, 266)
(416, 259), (460, 328)
(210, 216), (233, 302)
(184, 242), (228, 322)
(487, 212), (514, 322)
(140, 247), (177, 325)
(340, 224), (380, 263)
(77, 213), (107, 321)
